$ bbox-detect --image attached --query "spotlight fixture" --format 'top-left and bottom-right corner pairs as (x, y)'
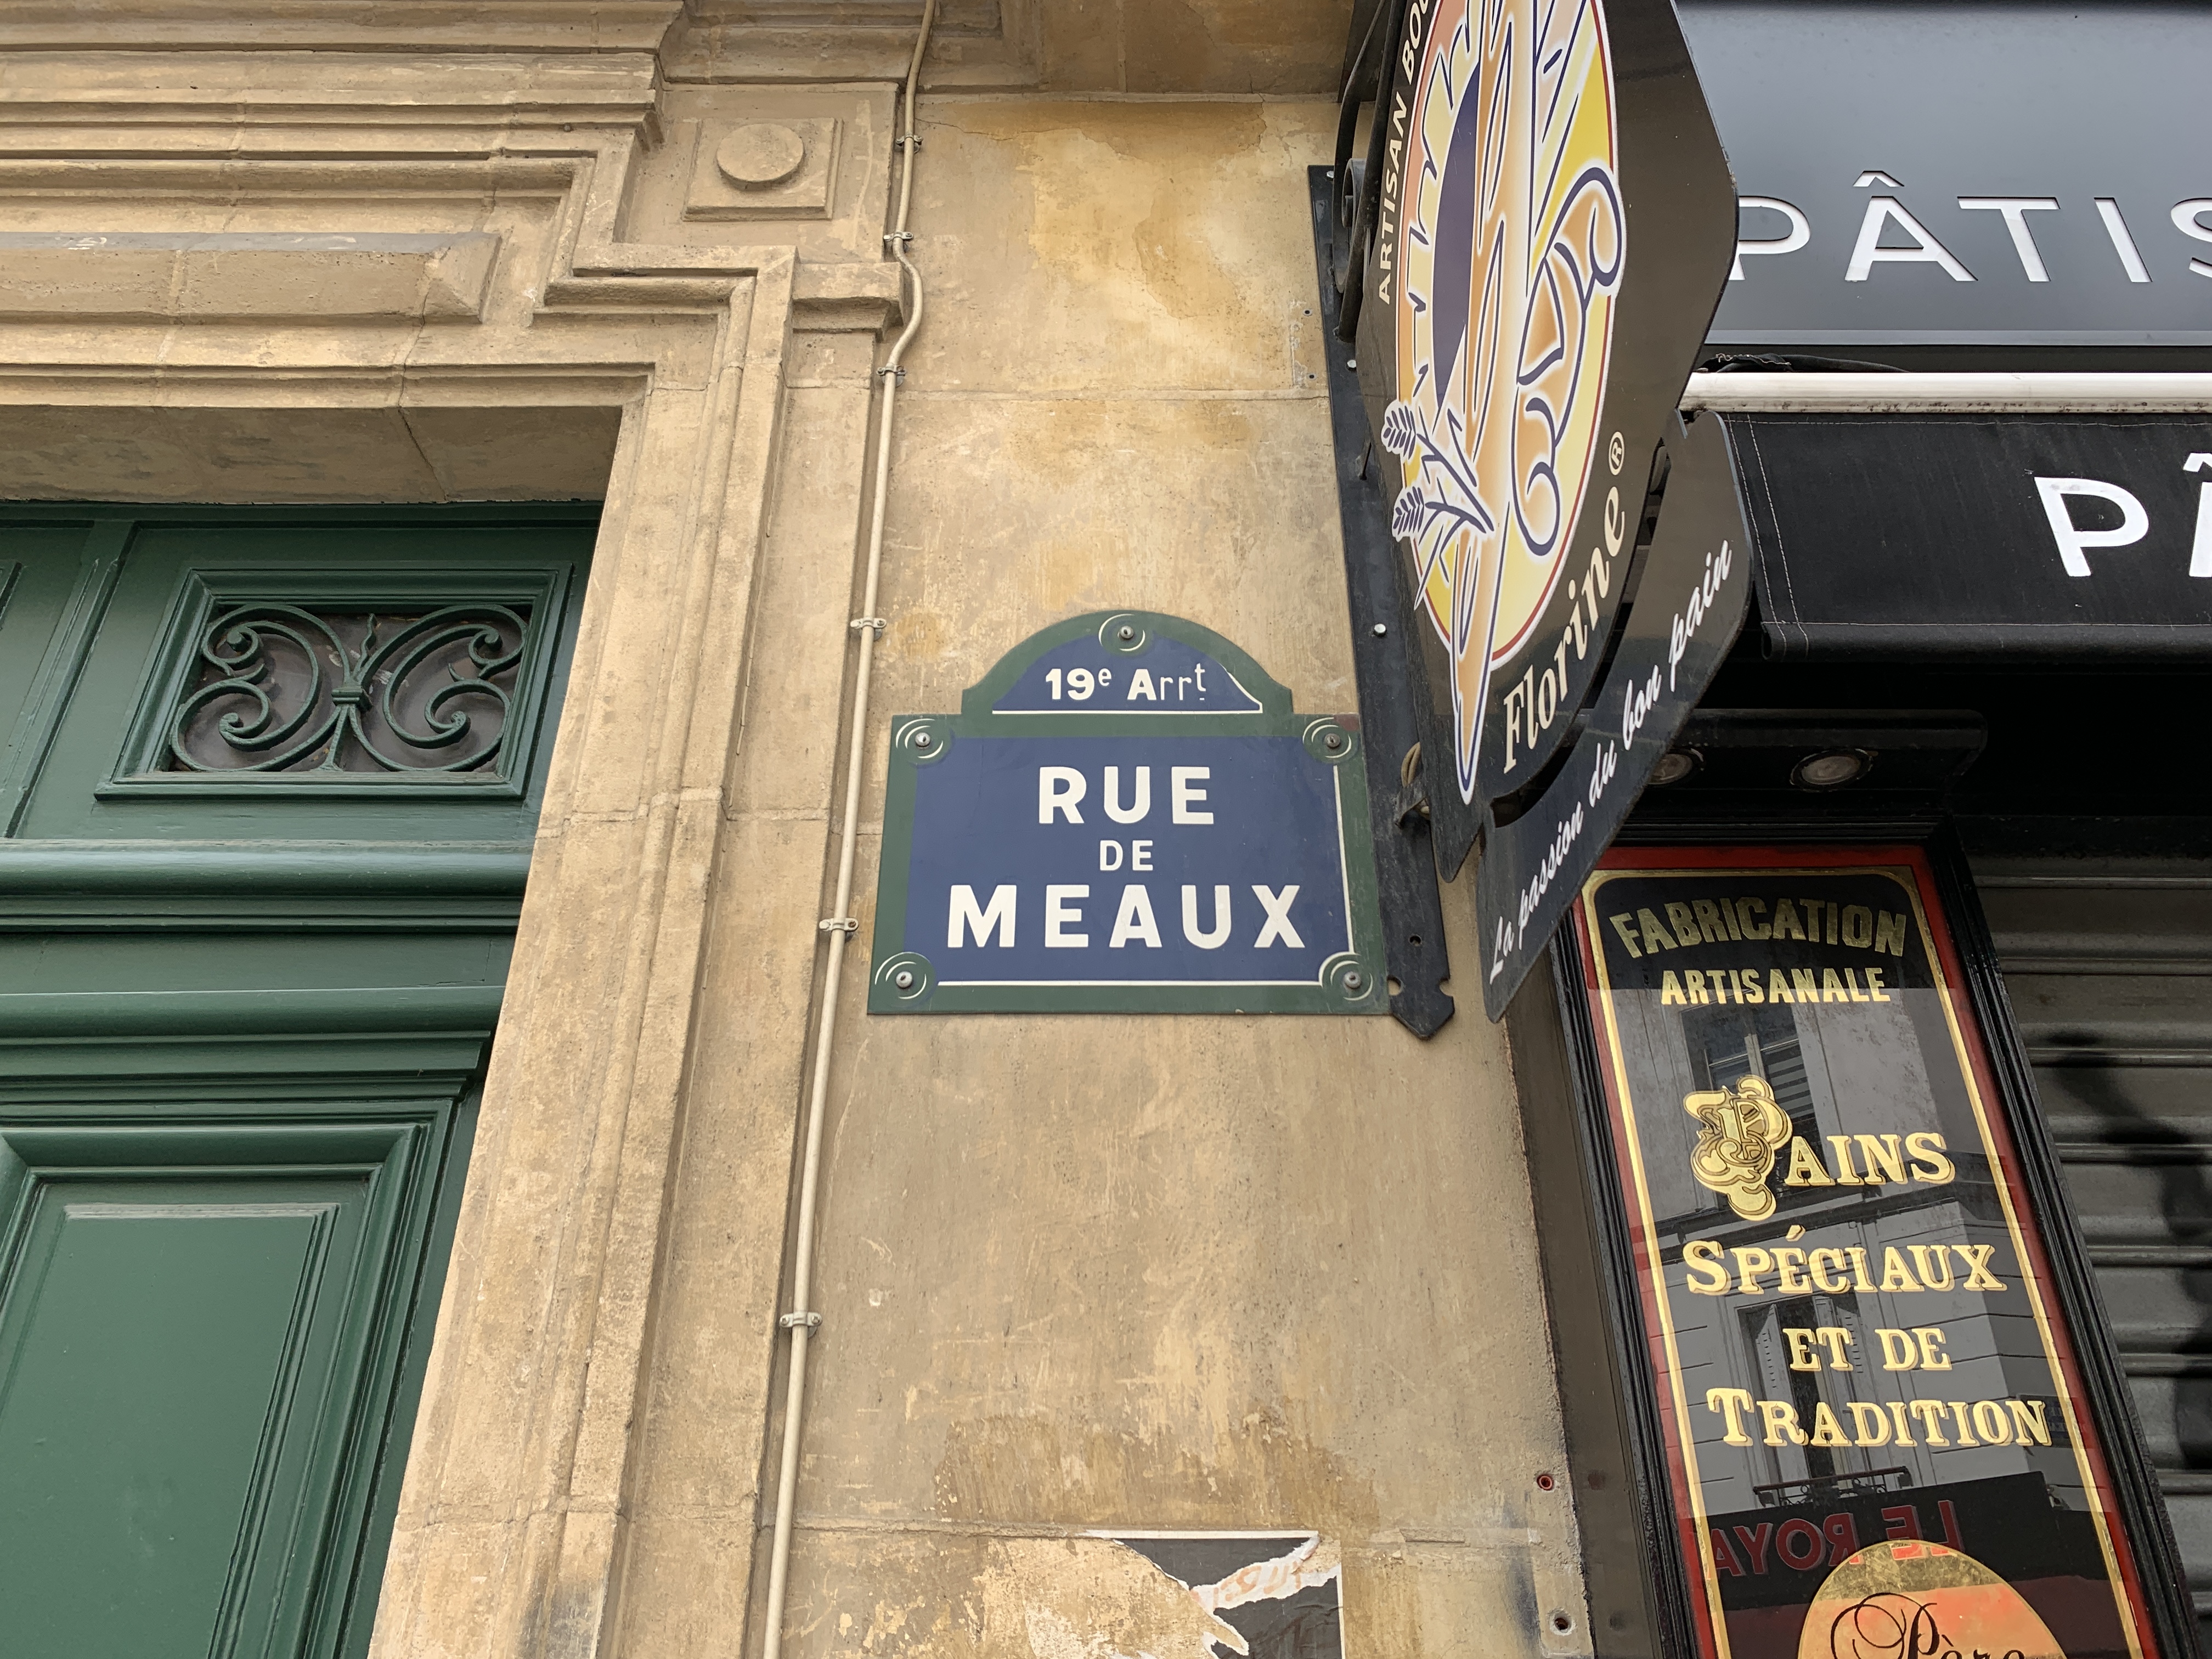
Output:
(1649, 749), (1701, 786)
(1792, 748), (1874, 790)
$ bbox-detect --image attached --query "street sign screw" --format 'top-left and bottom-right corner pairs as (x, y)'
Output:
(1372, 623), (1387, 636)
(894, 969), (915, 990)
(914, 731), (933, 748)
(1118, 625), (1135, 641)
(1345, 971), (1363, 991)
(1324, 731), (1344, 751)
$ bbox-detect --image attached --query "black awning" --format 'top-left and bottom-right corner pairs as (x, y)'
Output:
(1722, 412), (2212, 661)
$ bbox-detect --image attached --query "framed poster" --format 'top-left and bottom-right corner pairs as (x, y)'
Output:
(1568, 846), (2179, 1659)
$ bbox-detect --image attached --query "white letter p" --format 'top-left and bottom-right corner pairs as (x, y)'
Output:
(2034, 477), (2148, 577)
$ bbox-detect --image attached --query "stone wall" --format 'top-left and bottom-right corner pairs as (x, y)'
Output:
(0, 8), (1591, 1656)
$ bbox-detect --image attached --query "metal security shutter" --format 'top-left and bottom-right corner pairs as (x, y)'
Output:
(1977, 857), (2212, 1650)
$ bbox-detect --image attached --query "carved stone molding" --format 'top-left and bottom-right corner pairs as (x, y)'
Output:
(0, 2), (687, 54)
(0, 232), (500, 321)
(687, 119), (839, 218)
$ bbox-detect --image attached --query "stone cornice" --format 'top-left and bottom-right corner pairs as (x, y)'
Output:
(0, 2), (687, 54)
(0, 49), (669, 127)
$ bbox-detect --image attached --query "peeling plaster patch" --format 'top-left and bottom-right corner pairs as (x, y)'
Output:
(1110, 1533), (1342, 1658)
(980, 1537), (1242, 1658)
(982, 1533), (1344, 1659)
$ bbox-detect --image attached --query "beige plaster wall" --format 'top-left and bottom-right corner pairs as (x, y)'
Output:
(0, 14), (1588, 1655)
(637, 95), (1593, 1658)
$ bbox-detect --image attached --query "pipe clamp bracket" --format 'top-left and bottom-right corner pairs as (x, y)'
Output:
(778, 1311), (822, 1331)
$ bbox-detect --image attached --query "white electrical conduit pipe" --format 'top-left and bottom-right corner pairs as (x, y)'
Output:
(757, 4), (935, 1656)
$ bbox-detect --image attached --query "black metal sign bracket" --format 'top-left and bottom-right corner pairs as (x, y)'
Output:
(1308, 164), (1455, 1040)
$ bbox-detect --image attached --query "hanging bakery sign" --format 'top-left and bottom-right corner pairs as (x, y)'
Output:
(1330, 0), (1746, 1018)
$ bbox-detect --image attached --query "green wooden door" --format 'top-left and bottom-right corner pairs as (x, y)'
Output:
(0, 505), (595, 1659)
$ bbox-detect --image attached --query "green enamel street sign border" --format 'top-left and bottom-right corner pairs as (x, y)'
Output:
(867, 610), (1389, 1015)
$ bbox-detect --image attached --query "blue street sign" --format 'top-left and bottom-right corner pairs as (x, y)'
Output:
(869, 612), (1386, 1014)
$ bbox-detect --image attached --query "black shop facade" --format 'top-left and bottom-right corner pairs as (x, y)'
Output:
(1317, 3), (2212, 1658)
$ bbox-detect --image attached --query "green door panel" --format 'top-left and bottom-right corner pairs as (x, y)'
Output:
(0, 503), (591, 1657)
(1, 1197), (346, 1656)
(0, 518), (128, 835)
(0, 505), (595, 844)
(0, 1119), (452, 1659)
(0, 927), (515, 1000)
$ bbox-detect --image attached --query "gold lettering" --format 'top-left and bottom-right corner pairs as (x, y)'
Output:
(1857, 1133), (1908, 1185)
(1815, 1327), (1855, 1370)
(1660, 970), (1686, 1006)
(1866, 966), (1892, 1002)
(1907, 1400), (1951, 1445)
(1875, 910), (1908, 956)
(1948, 1402), (1980, 1447)
(1682, 1239), (1730, 1295)
(1686, 969), (1712, 1005)
(1887, 1401), (1917, 1446)
(1774, 1247), (1810, 1293)
(1785, 1328), (1822, 1372)
(1808, 1247), (1850, 1292)
(1827, 1136), (1866, 1186)
(1791, 967), (1818, 1000)
(2009, 1398), (2051, 1446)
(1844, 968), (1871, 1003)
(1972, 1400), (2012, 1444)
(1842, 905), (1875, 949)
(1773, 899), (1805, 940)
(1737, 898), (1771, 940)
(1848, 1402), (1893, 1446)
(1880, 1247), (1925, 1293)
(1666, 902), (1701, 947)
(1758, 1398), (1808, 1447)
(1609, 912), (1643, 957)
(1909, 1245), (1955, 1291)
(1847, 1246), (1875, 1293)
(1822, 968), (1849, 1003)
(1877, 1328), (1922, 1370)
(1730, 1246), (1774, 1295)
(1769, 968), (1795, 1003)
(1784, 1138), (1835, 1187)
(1955, 1243), (2006, 1290)
(1688, 899), (1726, 943)
(1905, 1132), (1954, 1184)
(1706, 1387), (1755, 1445)
(1639, 908), (1676, 953)
(1741, 968), (1765, 1004)
(1913, 1327), (1953, 1372)
(1809, 1402), (1851, 1448)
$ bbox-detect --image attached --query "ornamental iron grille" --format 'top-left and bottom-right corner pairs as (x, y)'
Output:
(164, 603), (532, 776)
(106, 558), (574, 799)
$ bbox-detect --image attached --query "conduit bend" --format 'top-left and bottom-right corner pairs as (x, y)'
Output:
(758, 4), (935, 1656)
